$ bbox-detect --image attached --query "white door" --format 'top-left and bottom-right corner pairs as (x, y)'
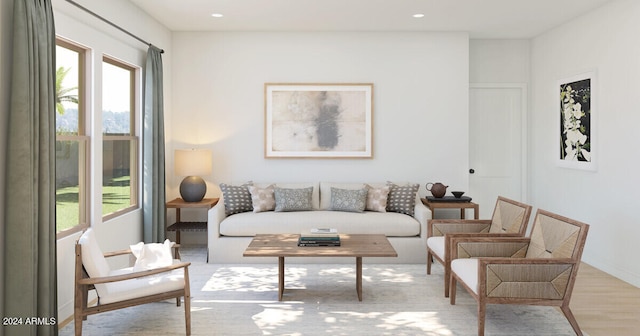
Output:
(469, 84), (527, 218)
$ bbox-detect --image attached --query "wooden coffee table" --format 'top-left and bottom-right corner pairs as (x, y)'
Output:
(243, 234), (397, 301)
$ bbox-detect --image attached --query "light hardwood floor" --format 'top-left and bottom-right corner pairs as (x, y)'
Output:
(571, 263), (640, 336)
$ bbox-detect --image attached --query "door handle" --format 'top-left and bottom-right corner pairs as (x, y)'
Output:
(469, 169), (475, 174)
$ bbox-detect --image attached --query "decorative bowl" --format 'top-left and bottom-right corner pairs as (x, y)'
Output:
(451, 191), (465, 198)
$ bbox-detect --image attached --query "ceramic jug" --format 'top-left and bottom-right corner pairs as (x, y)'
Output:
(426, 182), (448, 198)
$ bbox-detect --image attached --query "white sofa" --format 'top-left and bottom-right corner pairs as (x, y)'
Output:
(207, 182), (432, 263)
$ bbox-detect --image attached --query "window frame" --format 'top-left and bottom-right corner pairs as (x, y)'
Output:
(101, 55), (140, 221)
(55, 37), (91, 239)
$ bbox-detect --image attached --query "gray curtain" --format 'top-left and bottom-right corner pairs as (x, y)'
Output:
(3, 1), (57, 335)
(142, 45), (166, 243)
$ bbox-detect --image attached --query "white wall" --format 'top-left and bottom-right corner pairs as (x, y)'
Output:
(0, 0), (13, 333)
(470, 39), (530, 84)
(530, 0), (640, 286)
(170, 32), (470, 207)
(51, 0), (172, 322)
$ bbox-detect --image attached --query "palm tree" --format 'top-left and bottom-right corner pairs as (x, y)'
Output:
(56, 66), (78, 114)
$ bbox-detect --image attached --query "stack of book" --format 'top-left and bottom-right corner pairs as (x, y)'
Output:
(298, 228), (340, 247)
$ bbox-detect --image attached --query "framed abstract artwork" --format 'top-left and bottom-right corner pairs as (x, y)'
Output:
(265, 83), (373, 158)
(557, 72), (596, 171)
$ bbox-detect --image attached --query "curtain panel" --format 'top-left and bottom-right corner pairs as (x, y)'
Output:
(142, 45), (166, 243)
(3, 0), (58, 335)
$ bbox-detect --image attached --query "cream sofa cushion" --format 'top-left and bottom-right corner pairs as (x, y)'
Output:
(220, 210), (420, 237)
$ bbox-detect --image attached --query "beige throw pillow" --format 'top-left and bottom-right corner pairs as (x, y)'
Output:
(248, 184), (276, 212)
(365, 184), (390, 212)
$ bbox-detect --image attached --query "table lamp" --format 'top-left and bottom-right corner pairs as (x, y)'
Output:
(175, 149), (212, 202)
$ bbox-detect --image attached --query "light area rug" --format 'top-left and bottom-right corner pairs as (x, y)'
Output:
(60, 246), (582, 336)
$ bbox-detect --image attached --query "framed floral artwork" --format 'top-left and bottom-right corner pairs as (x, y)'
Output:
(557, 71), (596, 171)
(264, 83), (373, 158)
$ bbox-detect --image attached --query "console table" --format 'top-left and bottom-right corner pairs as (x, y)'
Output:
(165, 197), (218, 244)
(421, 197), (479, 219)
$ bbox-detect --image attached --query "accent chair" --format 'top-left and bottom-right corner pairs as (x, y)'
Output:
(449, 209), (590, 336)
(426, 196), (532, 297)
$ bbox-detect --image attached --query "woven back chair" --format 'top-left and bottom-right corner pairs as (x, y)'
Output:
(449, 209), (590, 336)
(426, 196), (532, 296)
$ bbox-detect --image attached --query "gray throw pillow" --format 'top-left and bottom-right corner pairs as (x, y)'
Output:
(329, 187), (368, 213)
(274, 187), (313, 212)
(386, 182), (419, 216)
(220, 182), (253, 216)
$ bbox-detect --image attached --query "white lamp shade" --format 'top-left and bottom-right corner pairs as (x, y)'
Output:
(174, 149), (212, 177)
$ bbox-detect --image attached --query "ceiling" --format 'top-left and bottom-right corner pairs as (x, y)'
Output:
(129, 0), (614, 38)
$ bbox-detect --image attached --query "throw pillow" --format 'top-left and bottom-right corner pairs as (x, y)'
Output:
(248, 184), (276, 213)
(365, 184), (390, 212)
(220, 182), (253, 216)
(274, 187), (313, 212)
(386, 182), (419, 216)
(329, 187), (368, 213)
(130, 239), (173, 272)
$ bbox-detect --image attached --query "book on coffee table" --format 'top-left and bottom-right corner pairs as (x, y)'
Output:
(299, 228), (340, 246)
(301, 228), (339, 238)
(310, 228), (338, 234)
(298, 239), (341, 247)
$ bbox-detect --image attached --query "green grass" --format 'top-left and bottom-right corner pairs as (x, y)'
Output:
(56, 176), (132, 232)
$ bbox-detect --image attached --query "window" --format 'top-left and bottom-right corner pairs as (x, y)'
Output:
(55, 37), (142, 237)
(55, 39), (89, 238)
(102, 57), (139, 219)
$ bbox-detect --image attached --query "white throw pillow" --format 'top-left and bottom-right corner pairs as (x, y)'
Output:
(130, 239), (173, 272)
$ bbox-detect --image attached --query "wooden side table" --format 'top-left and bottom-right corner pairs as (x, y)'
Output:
(165, 197), (219, 244)
(421, 197), (479, 219)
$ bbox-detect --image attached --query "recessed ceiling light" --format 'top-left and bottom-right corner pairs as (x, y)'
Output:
(413, 13), (425, 18)
(211, 13), (224, 18)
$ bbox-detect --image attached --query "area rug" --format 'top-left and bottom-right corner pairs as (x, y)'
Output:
(60, 246), (581, 336)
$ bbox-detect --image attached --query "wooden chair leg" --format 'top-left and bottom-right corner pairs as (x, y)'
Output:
(444, 266), (450, 297)
(560, 305), (583, 336)
(426, 251), (432, 275)
(74, 312), (83, 336)
(74, 283), (87, 335)
(449, 276), (457, 305)
(477, 301), (486, 336)
(184, 267), (192, 335)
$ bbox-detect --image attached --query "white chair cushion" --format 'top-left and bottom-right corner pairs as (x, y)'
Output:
(78, 229), (110, 278)
(99, 260), (185, 304)
(427, 236), (445, 260)
(451, 258), (479, 295)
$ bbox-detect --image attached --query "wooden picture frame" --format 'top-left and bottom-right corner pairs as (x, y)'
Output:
(265, 83), (373, 158)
